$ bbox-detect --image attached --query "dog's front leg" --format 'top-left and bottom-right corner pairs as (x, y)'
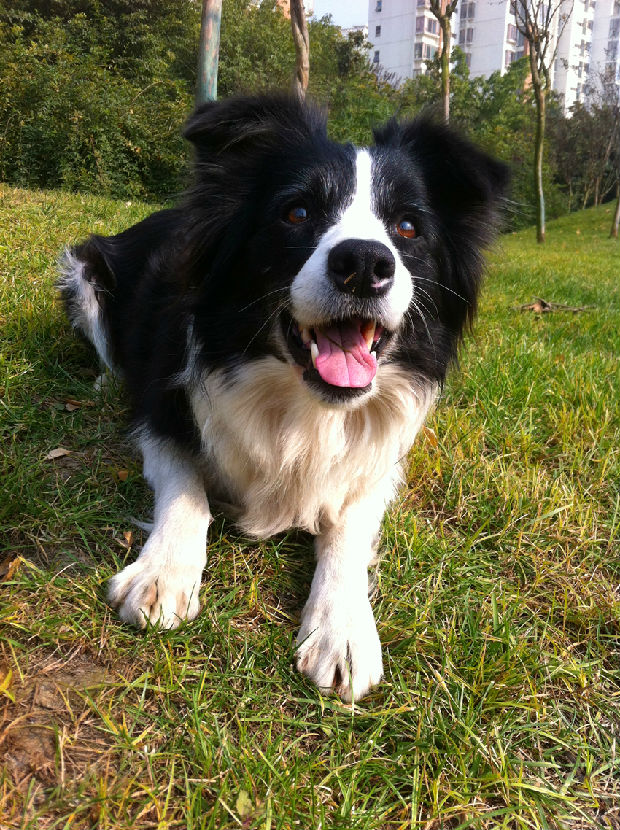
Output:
(296, 496), (388, 702)
(108, 435), (211, 629)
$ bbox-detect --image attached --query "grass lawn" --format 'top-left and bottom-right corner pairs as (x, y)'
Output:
(1, 183), (619, 829)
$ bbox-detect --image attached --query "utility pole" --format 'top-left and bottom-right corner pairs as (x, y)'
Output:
(196, 0), (222, 104)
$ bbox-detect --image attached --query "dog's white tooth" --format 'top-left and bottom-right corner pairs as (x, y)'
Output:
(362, 321), (376, 351)
(310, 341), (319, 368)
(301, 327), (311, 345)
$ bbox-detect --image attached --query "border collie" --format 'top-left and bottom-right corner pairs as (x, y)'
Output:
(59, 94), (508, 701)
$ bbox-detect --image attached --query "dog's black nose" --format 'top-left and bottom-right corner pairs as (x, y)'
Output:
(328, 239), (395, 298)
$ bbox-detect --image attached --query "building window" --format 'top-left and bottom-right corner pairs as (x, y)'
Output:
(421, 43), (437, 59)
(466, 27), (474, 43)
(414, 42), (423, 58)
(505, 50), (515, 67)
(373, 50), (380, 62)
(416, 15), (425, 32)
(465, 52), (471, 67)
(609, 19), (620, 37)
(426, 17), (439, 34)
(507, 23), (517, 41)
(375, 0), (382, 11)
(417, 0), (426, 7)
(459, 27), (466, 44)
(375, 24), (382, 36)
(460, 2), (476, 18)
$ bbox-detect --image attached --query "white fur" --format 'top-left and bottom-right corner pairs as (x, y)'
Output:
(184, 356), (436, 699)
(107, 434), (211, 628)
(296, 495), (389, 701)
(190, 358), (436, 539)
(57, 249), (115, 371)
(290, 150), (413, 332)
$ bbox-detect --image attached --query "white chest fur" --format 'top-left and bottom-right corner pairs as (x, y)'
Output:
(189, 358), (436, 538)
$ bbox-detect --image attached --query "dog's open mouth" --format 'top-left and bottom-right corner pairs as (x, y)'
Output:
(281, 310), (389, 398)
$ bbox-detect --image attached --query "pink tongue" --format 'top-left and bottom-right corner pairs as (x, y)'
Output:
(314, 322), (377, 388)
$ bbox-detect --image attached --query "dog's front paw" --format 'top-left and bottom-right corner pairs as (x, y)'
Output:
(108, 544), (203, 629)
(296, 594), (383, 702)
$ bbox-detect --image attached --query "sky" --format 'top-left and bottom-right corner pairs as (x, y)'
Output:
(311, 0), (369, 28)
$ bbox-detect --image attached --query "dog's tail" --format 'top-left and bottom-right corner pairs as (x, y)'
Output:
(58, 239), (117, 372)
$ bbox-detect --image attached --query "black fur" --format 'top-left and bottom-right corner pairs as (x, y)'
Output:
(61, 94), (509, 448)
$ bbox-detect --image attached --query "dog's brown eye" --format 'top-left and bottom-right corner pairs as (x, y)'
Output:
(396, 218), (416, 239)
(287, 206), (308, 224)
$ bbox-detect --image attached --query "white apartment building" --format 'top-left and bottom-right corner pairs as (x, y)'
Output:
(459, 0), (528, 77)
(368, 0), (452, 77)
(589, 0), (620, 95)
(367, 0), (620, 110)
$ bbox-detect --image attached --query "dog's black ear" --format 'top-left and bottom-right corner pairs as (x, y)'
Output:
(184, 94), (327, 161)
(374, 117), (509, 330)
(73, 236), (117, 294)
(373, 117), (510, 234)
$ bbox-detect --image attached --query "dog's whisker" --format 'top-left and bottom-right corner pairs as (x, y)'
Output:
(237, 287), (289, 312)
(413, 285), (439, 317)
(412, 274), (468, 303)
(242, 300), (289, 355)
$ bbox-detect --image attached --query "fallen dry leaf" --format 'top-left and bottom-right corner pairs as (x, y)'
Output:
(423, 426), (439, 449)
(0, 554), (20, 583)
(64, 398), (95, 411)
(116, 469), (129, 482)
(116, 531), (134, 550)
(514, 297), (595, 314)
(44, 447), (71, 461)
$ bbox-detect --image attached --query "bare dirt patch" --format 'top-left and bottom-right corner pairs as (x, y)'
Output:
(0, 648), (117, 824)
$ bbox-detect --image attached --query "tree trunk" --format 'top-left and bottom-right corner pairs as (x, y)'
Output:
(440, 17), (451, 123)
(290, 0), (309, 99)
(611, 182), (620, 239)
(534, 85), (546, 243)
(196, 0), (222, 104)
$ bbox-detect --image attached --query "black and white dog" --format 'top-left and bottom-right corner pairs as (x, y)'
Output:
(59, 95), (508, 701)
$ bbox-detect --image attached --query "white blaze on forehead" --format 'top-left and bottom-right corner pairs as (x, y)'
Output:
(290, 148), (413, 331)
(337, 149), (380, 236)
